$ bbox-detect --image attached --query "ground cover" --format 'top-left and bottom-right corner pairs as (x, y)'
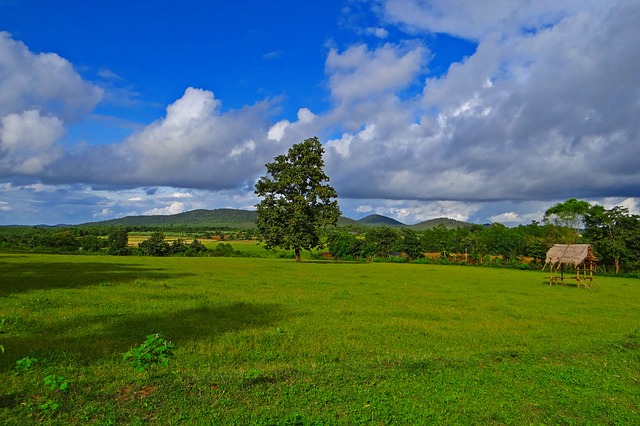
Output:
(1, 253), (639, 424)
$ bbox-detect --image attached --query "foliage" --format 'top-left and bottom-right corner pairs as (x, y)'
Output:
(210, 242), (238, 257)
(583, 204), (640, 272)
(255, 137), (341, 262)
(362, 227), (401, 258)
(123, 333), (175, 374)
(13, 356), (38, 375)
(37, 374), (70, 415)
(44, 374), (70, 392)
(544, 198), (592, 240)
(185, 238), (209, 256)
(107, 227), (129, 255)
(137, 232), (170, 256)
(327, 231), (363, 259)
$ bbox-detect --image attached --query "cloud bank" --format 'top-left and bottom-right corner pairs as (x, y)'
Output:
(1, 0), (639, 225)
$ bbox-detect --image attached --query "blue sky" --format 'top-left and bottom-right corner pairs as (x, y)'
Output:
(1, 0), (639, 225)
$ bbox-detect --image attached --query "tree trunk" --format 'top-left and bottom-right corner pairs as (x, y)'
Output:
(295, 247), (301, 263)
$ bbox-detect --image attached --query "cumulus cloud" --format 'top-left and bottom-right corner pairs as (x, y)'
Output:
(381, 0), (606, 40)
(324, 0), (640, 207)
(0, 32), (103, 121)
(267, 120), (290, 141)
(144, 201), (186, 216)
(326, 42), (428, 104)
(2, 3), (640, 226)
(0, 110), (65, 175)
(0, 32), (103, 180)
(50, 87), (282, 189)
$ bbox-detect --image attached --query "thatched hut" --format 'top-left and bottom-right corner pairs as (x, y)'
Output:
(544, 244), (597, 289)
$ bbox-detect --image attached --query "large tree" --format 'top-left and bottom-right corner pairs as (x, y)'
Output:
(255, 137), (341, 262)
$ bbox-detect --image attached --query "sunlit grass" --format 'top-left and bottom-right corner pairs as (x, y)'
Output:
(1, 253), (639, 424)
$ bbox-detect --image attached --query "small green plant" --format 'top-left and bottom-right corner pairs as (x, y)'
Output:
(39, 375), (70, 416)
(44, 374), (69, 392)
(123, 333), (175, 374)
(245, 369), (261, 381)
(12, 356), (38, 375)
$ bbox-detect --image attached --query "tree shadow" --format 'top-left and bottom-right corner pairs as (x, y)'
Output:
(0, 261), (189, 297)
(1, 302), (288, 368)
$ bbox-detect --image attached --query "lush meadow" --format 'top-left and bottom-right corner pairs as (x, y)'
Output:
(1, 253), (639, 424)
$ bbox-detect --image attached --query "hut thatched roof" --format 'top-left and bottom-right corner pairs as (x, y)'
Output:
(545, 244), (596, 267)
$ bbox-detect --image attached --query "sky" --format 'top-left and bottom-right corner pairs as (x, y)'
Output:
(1, 0), (639, 226)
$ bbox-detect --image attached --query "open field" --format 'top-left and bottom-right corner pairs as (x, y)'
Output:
(1, 253), (639, 424)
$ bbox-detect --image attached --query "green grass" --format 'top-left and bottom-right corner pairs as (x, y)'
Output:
(1, 253), (639, 424)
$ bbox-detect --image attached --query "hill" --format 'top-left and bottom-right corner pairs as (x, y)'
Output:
(81, 208), (259, 229)
(409, 217), (476, 230)
(80, 209), (473, 229)
(357, 214), (406, 226)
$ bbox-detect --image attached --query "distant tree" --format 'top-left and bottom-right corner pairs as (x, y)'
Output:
(184, 239), (208, 257)
(80, 235), (106, 252)
(327, 231), (362, 259)
(544, 198), (592, 241)
(211, 242), (237, 257)
(46, 230), (81, 252)
(169, 239), (187, 255)
(107, 228), (129, 255)
(138, 232), (170, 256)
(583, 205), (640, 272)
(255, 137), (341, 262)
(363, 227), (400, 258)
(400, 228), (422, 260)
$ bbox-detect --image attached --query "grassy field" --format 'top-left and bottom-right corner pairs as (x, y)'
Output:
(1, 253), (639, 424)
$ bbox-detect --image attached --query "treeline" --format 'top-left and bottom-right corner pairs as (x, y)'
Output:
(1, 199), (638, 273)
(327, 201), (640, 274)
(0, 227), (252, 257)
(326, 223), (568, 269)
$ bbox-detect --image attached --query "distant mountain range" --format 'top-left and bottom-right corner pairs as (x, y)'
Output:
(79, 208), (474, 229)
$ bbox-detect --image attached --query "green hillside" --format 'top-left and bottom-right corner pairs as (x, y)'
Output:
(81, 209), (258, 229)
(357, 214), (406, 226)
(80, 209), (473, 229)
(409, 217), (476, 230)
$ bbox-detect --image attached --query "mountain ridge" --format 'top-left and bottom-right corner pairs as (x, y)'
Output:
(77, 208), (473, 229)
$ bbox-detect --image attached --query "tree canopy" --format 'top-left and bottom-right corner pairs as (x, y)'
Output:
(544, 198), (592, 239)
(254, 137), (341, 262)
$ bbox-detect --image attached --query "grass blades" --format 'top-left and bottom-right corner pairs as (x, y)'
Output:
(1, 253), (639, 424)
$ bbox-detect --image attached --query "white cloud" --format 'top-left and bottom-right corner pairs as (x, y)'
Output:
(97, 69), (122, 80)
(0, 201), (10, 211)
(297, 108), (315, 124)
(48, 87), (282, 189)
(169, 192), (193, 199)
(323, 0), (640, 205)
(0, 32), (103, 122)
(267, 120), (290, 141)
(365, 27), (389, 38)
(381, 0), (607, 40)
(0, 110), (65, 175)
(144, 201), (186, 216)
(326, 42), (427, 104)
(489, 212), (521, 224)
(2, 3), (640, 227)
